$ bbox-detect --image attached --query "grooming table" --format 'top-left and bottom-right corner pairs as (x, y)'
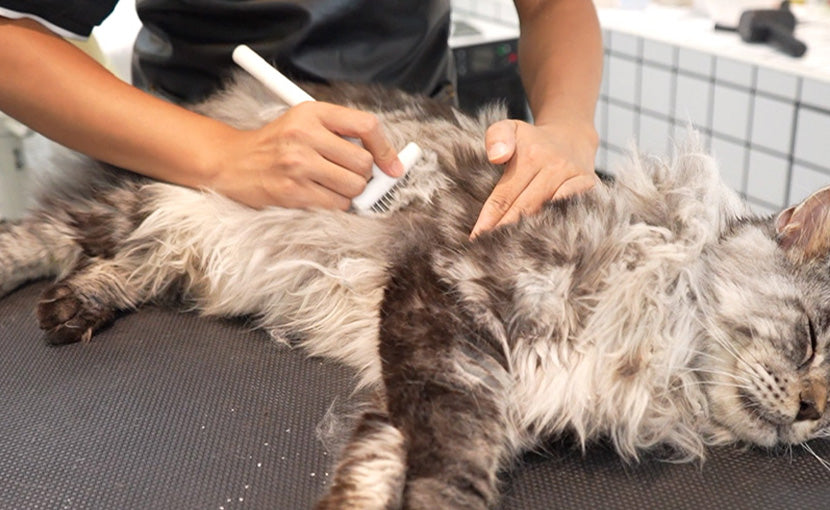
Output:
(2, 282), (829, 509)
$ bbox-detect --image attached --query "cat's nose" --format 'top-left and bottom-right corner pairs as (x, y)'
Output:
(796, 397), (822, 421)
(795, 381), (827, 422)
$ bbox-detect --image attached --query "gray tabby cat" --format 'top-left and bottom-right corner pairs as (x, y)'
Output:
(1, 74), (829, 509)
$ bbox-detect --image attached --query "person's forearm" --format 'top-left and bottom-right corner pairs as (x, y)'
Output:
(0, 17), (233, 188)
(514, 0), (603, 131)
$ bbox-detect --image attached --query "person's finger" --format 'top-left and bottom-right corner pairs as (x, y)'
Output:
(490, 173), (553, 230)
(488, 172), (599, 233)
(470, 159), (538, 238)
(267, 175), (353, 211)
(298, 184), (353, 211)
(304, 153), (371, 198)
(314, 133), (375, 180)
(318, 103), (404, 178)
(551, 172), (598, 201)
(274, 103), (370, 179)
(485, 119), (518, 164)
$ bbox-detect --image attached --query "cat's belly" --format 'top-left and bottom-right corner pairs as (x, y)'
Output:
(136, 183), (394, 381)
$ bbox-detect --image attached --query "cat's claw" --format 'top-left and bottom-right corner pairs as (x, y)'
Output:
(37, 284), (111, 345)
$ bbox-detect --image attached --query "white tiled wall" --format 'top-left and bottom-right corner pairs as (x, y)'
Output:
(795, 108), (830, 169)
(452, 0), (830, 215)
(597, 30), (830, 215)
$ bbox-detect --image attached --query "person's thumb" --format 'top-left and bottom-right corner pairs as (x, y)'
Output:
(485, 119), (518, 164)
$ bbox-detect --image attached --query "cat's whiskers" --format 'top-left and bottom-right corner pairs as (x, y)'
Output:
(687, 365), (752, 384)
(700, 381), (753, 391)
(704, 323), (763, 380)
(801, 442), (830, 472)
(662, 380), (751, 401)
(814, 428), (830, 439)
(712, 336), (754, 372)
(686, 348), (724, 364)
(689, 377), (753, 394)
(655, 371), (752, 401)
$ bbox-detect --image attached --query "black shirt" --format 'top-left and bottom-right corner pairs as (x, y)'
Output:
(1, 0), (453, 103)
(0, 0), (117, 37)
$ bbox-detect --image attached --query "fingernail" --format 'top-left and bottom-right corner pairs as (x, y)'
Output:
(487, 142), (509, 161)
(393, 159), (406, 177)
(469, 220), (483, 240)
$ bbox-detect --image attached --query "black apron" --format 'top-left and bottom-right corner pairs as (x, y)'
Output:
(132, 0), (454, 103)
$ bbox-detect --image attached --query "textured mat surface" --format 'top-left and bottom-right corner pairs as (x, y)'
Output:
(2, 282), (830, 509)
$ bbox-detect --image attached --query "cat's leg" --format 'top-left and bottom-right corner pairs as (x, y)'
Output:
(0, 216), (83, 297)
(38, 260), (136, 344)
(37, 279), (116, 344)
(34, 209), (189, 344)
(1, 210), (134, 344)
(382, 252), (513, 510)
(316, 247), (514, 510)
(22, 203), (156, 343)
(390, 349), (511, 510)
(35, 234), (189, 344)
(0, 175), (150, 299)
(315, 406), (407, 510)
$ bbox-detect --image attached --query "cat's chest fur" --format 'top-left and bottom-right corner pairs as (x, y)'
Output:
(413, 171), (737, 457)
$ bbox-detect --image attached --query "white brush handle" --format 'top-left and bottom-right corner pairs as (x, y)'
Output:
(232, 44), (419, 211)
(232, 45), (314, 106)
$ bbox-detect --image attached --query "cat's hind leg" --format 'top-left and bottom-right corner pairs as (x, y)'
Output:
(326, 249), (514, 510)
(0, 215), (83, 297)
(388, 344), (512, 510)
(0, 173), (150, 300)
(315, 405), (407, 510)
(37, 258), (145, 345)
(31, 189), (188, 345)
(35, 232), (190, 345)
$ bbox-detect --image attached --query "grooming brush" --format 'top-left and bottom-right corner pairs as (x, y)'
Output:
(232, 44), (422, 213)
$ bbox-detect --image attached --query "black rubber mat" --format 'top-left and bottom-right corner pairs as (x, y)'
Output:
(2, 282), (829, 509)
(0, 282), (355, 509)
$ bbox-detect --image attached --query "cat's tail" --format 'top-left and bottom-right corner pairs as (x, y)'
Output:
(0, 214), (81, 297)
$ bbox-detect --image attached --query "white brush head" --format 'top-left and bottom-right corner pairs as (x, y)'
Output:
(351, 143), (422, 212)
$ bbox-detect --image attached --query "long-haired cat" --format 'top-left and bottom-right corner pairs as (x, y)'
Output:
(1, 74), (829, 509)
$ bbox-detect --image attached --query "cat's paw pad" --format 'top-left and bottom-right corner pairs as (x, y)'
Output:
(37, 284), (112, 345)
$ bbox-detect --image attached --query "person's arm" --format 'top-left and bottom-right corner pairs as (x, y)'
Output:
(471, 0), (603, 237)
(0, 17), (403, 210)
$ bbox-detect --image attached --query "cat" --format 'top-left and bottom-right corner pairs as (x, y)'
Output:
(1, 73), (829, 510)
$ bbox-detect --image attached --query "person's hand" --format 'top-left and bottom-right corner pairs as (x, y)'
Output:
(470, 118), (599, 238)
(207, 101), (404, 210)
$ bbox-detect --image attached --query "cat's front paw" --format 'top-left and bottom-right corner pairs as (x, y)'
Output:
(37, 284), (113, 345)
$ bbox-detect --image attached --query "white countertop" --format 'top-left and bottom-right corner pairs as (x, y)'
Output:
(598, 4), (830, 82)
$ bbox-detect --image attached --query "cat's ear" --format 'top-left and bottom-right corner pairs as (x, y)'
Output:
(776, 186), (830, 262)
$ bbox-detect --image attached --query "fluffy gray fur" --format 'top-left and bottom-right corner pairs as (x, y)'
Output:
(1, 74), (830, 509)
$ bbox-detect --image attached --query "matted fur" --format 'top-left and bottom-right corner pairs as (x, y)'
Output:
(2, 74), (830, 509)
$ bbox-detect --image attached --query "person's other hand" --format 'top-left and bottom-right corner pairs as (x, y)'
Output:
(209, 101), (404, 210)
(471, 118), (599, 238)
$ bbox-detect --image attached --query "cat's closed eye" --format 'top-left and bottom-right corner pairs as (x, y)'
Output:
(799, 316), (817, 369)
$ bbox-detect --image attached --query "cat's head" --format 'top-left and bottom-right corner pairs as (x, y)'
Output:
(700, 186), (830, 448)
